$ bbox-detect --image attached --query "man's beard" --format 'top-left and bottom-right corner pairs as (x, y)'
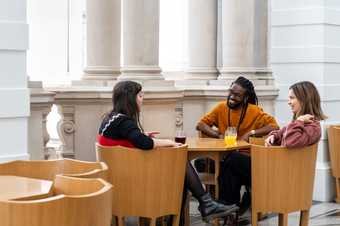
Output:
(227, 97), (242, 109)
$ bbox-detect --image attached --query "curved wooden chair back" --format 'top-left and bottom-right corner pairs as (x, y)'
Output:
(327, 125), (340, 202)
(0, 159), (108, 180)
(62, 159), (108, 179)
(251, 143), (318, 226)
(0, 175), (112, 226)
(249, 136), (266, 146)
(96, 144), (188, 226)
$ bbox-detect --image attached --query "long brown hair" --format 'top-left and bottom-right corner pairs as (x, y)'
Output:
(111, 80), (143, 130)
(289, 81), (326, 121)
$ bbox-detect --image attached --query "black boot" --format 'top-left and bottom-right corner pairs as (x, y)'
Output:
(197, 193), (239, 222)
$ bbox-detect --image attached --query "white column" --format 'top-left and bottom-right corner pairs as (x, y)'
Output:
(119, 0), (163, 80)
(219, 0), (270, 81)
(0, 0), (30, 161)
(83, 0), (121, 80)
(186, 0), (218, 80)
(271, 0), (340, 201)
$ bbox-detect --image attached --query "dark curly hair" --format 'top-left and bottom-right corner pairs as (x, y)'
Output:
(232, 76), (258, 106)
(230, 76), (258, 132)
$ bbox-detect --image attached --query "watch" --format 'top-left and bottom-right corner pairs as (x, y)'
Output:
(250, 130), (256, 136)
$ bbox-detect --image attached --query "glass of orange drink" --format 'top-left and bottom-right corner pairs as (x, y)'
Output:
(224, 127), (237, 146)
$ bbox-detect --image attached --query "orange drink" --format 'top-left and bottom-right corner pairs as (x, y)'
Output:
(224, 135), (237, 146)
(225, 127), (237, 146)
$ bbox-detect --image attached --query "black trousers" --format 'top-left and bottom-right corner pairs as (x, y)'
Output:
(218, 151), (251, 205)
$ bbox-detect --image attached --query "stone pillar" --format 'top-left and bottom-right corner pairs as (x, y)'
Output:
(29, 81), (55, 160)
(56, 105), (76, 158)
(119, 0), (163, 80)
(219, 0), (271, 82)
(186, 0), (218, 80)
(0, 0), (30, 162)
(83, 0), (121, 80)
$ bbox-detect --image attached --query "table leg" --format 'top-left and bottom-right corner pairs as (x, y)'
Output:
(214, 157), (220, 199)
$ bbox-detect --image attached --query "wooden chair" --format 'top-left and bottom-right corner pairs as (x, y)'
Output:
(0, 175), (113, 226)
(251, 143), (318, 226)
(96, 144), (188, 226)
(249, 136), (266, 146)
(327, 125), (340, 202)
(0, 158), (108, 180)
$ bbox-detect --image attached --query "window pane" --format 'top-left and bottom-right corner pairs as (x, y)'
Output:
(27, 0), (68, 81)
(159, 0), (188, 72)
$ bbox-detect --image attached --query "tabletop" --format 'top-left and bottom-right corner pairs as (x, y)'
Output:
(186, 137), (251, 152)
(0, 175), (53, 201)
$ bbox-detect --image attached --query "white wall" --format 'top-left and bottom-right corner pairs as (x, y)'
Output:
(271, 0), (340, 201)
(0, 0), (30, 161)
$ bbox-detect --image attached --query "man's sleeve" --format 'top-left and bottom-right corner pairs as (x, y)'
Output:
(254, 110), (279, 129)
(199, 102), (223, 127)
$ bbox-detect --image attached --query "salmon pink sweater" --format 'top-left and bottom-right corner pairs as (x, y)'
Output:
(269, 120), (321, 148)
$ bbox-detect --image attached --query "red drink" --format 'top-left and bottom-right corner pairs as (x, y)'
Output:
(175, 136), (186, 144)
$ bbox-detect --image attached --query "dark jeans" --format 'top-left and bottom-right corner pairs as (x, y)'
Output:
(218, 151), (251, 205)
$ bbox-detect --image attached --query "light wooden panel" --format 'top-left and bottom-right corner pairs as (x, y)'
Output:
(0, 159), (108, 180)
(97, 144), (188, 226)
(327, 125), (340, 202)
(0, 175), (112, 226)
(251, 144), (318, 226)
(249, 136), (266, 146)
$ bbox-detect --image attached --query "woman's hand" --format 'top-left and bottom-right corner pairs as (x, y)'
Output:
(165, 139), (182, 147)
(146, 131), (160, 138)
(153, 138), (182, 147)
(297, 114), (314, 123)
(265, 135), (275, 147)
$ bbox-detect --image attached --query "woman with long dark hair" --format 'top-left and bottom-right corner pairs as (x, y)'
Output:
(97, 81), (238, 223)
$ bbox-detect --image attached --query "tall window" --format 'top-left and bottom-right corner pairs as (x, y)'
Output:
(159, 0), (188, 73)
(27, 0), (85, 82)
(27, 0), (188, 82)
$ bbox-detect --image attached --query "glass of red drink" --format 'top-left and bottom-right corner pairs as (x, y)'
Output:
(175, 130), (186, 144)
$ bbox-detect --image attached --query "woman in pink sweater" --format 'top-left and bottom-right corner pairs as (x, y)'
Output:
(265, 81), (326, 148)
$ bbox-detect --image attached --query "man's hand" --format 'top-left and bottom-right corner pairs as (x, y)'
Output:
(240, 132), (251, 142)
(265, 135), (275, 147)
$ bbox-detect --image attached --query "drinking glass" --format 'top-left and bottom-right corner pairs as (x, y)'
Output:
(224, 127), (237, 146)
(175, 130), (186, 144)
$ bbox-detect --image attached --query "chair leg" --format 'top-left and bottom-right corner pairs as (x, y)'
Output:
(183, 193), (190, 226)
(279, 213), (288, 226)
(172, 215), (180, 226)
(299, 209), (310, 226)
(336, 179), (340, 203)
(150, 218), (156, 226)
(251, 210), (258, 226)
(118, 217), (125, 226)
(212, 218), (220, 226)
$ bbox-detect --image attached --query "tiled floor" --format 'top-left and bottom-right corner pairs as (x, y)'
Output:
(123, 200), (340, 226)
(190, 200), (340, 226)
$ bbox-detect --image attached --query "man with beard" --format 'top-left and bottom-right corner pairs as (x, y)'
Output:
(195, 76), (279, 212)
